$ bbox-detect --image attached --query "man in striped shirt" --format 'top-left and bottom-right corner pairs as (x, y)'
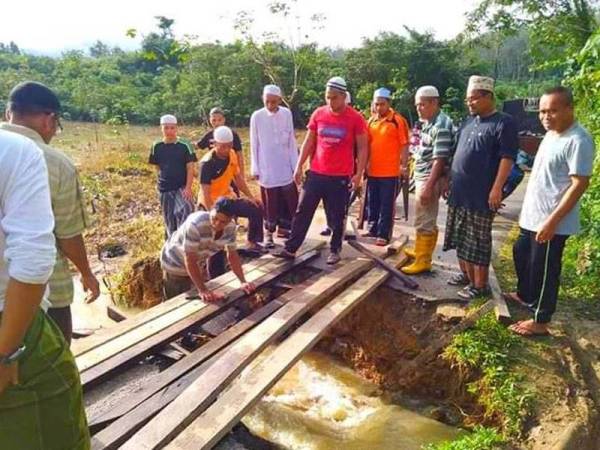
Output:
(402, 86), (454, 275)
(161, 197), (256, 302)
(1, 81), (100, 344)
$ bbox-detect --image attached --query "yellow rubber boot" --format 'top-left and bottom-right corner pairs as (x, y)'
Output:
(401, 232), (436, 274)
(404, 242), (416, 258)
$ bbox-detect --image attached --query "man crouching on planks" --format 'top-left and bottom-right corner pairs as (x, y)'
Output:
(160, 197), (257, 302)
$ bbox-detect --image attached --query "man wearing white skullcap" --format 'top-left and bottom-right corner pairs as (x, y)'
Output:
(196, 108), (245, 187)
(149, 114), (197, 237)
(443, 75), (518, 299)
(275, 76), (368, 265)
(250, 85), (299, 248)
(365, 87), (410, 247)
(199, 126), (265, 256)
(401, 85), (454, 275)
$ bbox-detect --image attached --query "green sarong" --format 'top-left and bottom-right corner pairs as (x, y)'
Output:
(0, 309), (90, 450)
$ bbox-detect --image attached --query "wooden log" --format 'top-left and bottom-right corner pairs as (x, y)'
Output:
(120, 258), (373, 450)
(347, 239), (418, 290)
(89, 297), (289, 448)
(166, 252), (405, 449)
(80, 249), (320, 389)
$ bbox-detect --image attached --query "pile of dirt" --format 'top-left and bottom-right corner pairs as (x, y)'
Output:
(115, 256), (164, 308)
(317, 288), (481, 422)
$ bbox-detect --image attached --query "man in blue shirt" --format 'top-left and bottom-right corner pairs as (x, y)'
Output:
(507, 86), (595, 336)
(444, 76), (518, 300)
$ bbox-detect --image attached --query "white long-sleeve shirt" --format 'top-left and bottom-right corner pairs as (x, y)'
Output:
(250, 106), (299, 188)
(0, 130), (56, 312)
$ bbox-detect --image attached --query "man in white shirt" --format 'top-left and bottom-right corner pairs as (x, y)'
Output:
(0, 130), (89, 448)
(250, 84), (299, 247)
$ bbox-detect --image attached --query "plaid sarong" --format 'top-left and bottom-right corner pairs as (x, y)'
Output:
(160, 188), (194, 237)
(443, 206), (494, 266)
(0, 310), (90, 449)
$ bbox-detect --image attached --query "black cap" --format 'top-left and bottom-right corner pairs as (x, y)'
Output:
(8, 81), (61, 114)
(213, 197), (236, 217)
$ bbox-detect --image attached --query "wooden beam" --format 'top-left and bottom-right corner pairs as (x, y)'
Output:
(89, 297), (288, 448)
(347, 239), (419, 290)
(73, 240), (322, 357)
(119, 258), (373, 450)
(80, 249), (320, 389)
(167, 253), (405, 449)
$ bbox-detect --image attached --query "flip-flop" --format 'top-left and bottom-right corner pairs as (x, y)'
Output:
(509, 322), (550, 337)
(502, 292), (530, 309)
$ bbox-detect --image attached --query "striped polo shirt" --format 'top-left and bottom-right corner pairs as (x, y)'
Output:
(413, 111), (454, 182)
(160, 211), (237, 276)
(0, 122), (90, 308)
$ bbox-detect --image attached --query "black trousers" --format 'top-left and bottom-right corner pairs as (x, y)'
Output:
(513, 227), (569, 324)
(47, 305), (73, 345)
(286, 171), (350, 254)
(366, 176), (398, 240)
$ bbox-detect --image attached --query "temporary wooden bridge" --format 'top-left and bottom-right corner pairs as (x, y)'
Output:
(79, 236), (496, 449)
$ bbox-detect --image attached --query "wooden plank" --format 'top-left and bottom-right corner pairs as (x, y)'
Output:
(120, 258), (372, 450)
(73, 256), (271, 357)
(167, 253), (405, 449)
(73, 240), (322, 357)
(80, 250), (320, 389)
(386, 235), (408, 256)
(489, 265), (511, 321)
(89, 298), (288, 448)
(348, 239), (419, 290)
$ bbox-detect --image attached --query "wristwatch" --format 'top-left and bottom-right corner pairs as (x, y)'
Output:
(0, 344), (26, 366)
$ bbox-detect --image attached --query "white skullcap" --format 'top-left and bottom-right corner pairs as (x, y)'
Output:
(160, 114), (177, 125)
(326, 76), (347, 92)
(213, 126), (233, 143)
(415, 85), (439, 98)
(263, 84), (282, 97)
(345, 92), (352, 104)
(468, 75), (495, 93)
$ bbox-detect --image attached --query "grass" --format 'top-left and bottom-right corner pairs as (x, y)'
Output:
(423, 426), (505, 450)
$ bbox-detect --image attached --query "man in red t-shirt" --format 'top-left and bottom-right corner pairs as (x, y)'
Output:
(275, 77), (368, 264)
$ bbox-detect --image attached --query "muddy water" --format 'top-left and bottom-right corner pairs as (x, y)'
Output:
(242, 352), (462, 450)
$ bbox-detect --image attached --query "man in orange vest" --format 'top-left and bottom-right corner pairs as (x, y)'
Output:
(198, 126), (264, 255)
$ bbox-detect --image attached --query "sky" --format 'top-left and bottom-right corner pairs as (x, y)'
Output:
(2, 0), (477, 55)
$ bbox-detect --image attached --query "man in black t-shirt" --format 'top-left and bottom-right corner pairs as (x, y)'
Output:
(149, 114), (197, 237)
(443, 76), (518, 300)
(197, 107), (244, 197)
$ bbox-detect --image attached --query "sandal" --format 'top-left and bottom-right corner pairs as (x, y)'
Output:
(447, 272), (470, 286)
(273, 248), (296, 260)
(457, 285), (492, 301)
(375, 238), (389, 246)
(509, 320), (550, 337)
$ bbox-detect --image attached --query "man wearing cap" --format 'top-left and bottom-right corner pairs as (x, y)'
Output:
(250, 85), (299, 247)
(444, 76), (518, 300)
(401, 85), (454, 274)
(149, 114), (197, 237)
(161, 197), (257, 302)
(365, 87), (410, 246)
(197, 107), (245, 196)
(1, 81), (100, 344)
(0, 130), (89, 448)
(507, 86), (595, 336)
(276, 76), (368, 265)
(199, 126), (265, 254)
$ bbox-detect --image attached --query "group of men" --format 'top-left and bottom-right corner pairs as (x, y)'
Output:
(0, 70), (594, 447)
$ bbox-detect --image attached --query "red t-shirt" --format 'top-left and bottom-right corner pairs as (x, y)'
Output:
(308, 105), (368, 176)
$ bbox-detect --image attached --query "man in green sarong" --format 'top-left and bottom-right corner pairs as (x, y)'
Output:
(0, 116), (90, 447)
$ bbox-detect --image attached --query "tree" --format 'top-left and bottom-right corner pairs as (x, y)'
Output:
(233, 0), (326, 109)
(466, 0), (599, 70)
